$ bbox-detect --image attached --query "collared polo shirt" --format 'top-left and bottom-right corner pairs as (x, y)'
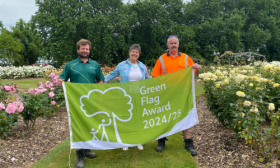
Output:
(151, 51), (195, 77)
(59, 57), (104, 83)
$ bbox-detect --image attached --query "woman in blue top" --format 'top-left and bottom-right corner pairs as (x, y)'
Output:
(105, 44), (150, 151)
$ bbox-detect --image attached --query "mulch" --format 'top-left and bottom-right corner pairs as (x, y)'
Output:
(192, 96), (280, 168)
(0, 96), (279, 168)
(0, 107), (69, 168)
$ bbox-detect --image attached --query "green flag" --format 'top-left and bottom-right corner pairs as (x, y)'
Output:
(63, 67), (198, 149)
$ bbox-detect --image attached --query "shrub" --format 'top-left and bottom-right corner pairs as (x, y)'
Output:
(0, 84), (23, 139)
(199, 61), (280, 161)
(21, 81), (57, 131)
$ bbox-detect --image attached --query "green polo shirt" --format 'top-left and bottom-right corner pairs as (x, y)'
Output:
(59, 57), (104, 83)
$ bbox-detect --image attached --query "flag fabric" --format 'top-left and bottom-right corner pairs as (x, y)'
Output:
(63, 67), (198, 150)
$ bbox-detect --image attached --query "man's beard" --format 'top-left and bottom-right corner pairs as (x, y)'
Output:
(78, 53), (89, 59)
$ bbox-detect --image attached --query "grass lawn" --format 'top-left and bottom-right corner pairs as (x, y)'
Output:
(195, 82), (204, 99)
(32, 133), (197, 168)
(2, 78), (44, 89)
(31, 82), (204, 168)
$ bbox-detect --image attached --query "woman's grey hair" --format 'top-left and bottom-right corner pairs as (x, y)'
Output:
(129, 44), (141, 55)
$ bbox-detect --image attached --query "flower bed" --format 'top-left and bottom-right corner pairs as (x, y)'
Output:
(0, 73), (64, 139)
(0, 64), (55, 79)
(198, 61), (280, 162)
(0, 64), (122, 139)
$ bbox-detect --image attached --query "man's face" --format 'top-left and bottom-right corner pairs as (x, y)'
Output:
(166, 37), (179, 52)
(77, 44), (90, 58)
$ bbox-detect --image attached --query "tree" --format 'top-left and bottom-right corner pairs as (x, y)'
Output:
(184, 0), (280, 61)
(34, 0), (132, 66)
(0, 30), (23, 64)
(126, 0), (199, 65)
(0, 21), (3, 29)
(33, 0), (280, 65)
(11, 19), (44, 66)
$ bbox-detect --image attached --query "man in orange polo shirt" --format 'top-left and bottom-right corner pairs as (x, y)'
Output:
(151, 35), (199, 156)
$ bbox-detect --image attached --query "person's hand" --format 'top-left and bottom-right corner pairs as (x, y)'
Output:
(191, 63), (199, 69)
(191, 63), (199, 75)
(57, 79), (65, 86)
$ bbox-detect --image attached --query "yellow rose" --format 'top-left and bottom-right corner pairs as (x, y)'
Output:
(243, 100), (251, 107)
(224, 79), (229, 84)
(236, 91), (246, 97)
(268, 103), (275, 111)
(273, 83), (279, 87)
(198, 74), (205, 78)
(264, 64), (273, 71)
(250, 107), (258, 113)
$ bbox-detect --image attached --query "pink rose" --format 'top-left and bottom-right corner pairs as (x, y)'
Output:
(33, 90), (38, 95)
(38, 82), (42, 85)
(4, 86), (11, 91)
(35, 88), (43, 94)
(45, 81), (53, 88)
(51, 101), (56, 105)
(14, 101), (24, 112)
(38, 85), (44, 89)
(0, 102), (5, 110)
(5, 98), (10, 103)
(28, 88), (34, 94)
(48, 73), (55, 79)
(6, 103), (16, 114)
(48, 92), (55, 97)
(14, 94), (17, 97)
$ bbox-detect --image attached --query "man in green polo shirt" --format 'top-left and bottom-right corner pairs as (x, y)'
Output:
(57, 39), (104, 168)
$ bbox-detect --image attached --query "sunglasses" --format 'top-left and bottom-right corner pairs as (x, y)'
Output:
(169, 35), (178, 38)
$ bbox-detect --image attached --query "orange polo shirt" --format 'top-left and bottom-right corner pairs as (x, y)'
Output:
(151, 52), (195, 77)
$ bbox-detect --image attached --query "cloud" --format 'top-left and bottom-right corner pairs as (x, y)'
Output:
(0, 0), (38, 28)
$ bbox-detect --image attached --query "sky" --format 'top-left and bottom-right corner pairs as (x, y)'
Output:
(0, 0), (38, 29)
(0, 0), (191, 29)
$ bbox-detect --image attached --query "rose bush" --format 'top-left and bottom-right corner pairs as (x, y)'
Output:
(0, 64), (55, 79)
(0, 84), (23, 139)
(199, 61), (280, 161)
(0, 64), (124, 138)
(21, 74), (64, 131)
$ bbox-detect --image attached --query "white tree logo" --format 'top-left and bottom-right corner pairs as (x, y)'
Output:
(80, 87), (133, 143)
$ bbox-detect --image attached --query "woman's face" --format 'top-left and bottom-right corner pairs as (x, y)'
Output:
(129, 49), (140, 62)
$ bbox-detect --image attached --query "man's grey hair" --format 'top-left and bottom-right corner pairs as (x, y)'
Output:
(129, 44), (141, 55)
(167, 36), (179, 43)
